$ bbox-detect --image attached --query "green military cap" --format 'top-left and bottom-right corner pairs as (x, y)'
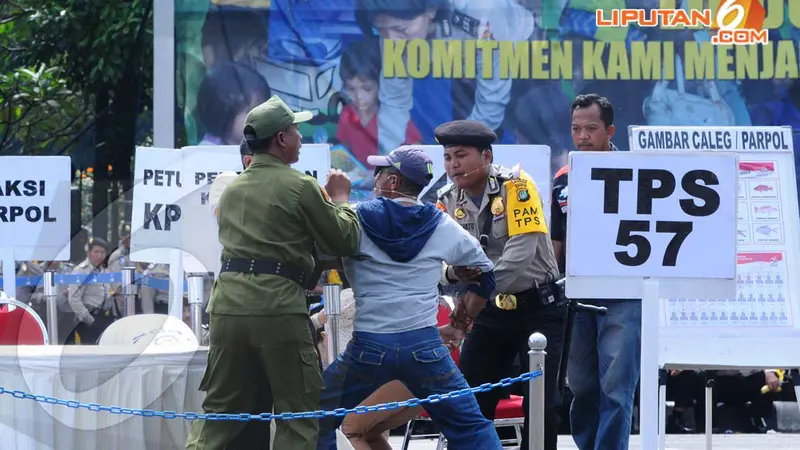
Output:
(434, 120), (497, 149)
(243, 95), (313, 141)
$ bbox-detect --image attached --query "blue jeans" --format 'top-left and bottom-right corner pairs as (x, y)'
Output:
(569, 300), (641, 450)
(316, 326), (502, 450)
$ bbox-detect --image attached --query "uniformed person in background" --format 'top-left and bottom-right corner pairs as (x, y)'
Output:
(436, 120), (566, 450)
(66, 238), (118, 344)
(186, 95), (362, 450)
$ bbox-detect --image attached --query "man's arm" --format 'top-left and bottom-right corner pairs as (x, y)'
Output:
(210, 171), (238, 218)
(298, 179), (361, 257)
(441, 215), (496, 330)
(492, 179), (548, 293)
(493, 233), (538, 293)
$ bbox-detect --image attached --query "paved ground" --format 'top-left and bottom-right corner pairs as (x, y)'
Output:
(388, 433), (799, 449)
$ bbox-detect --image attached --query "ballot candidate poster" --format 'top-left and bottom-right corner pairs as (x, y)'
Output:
(0, 156), (71, 260)
(630, 126), (800, 368)
(172, 0), (800, 209)
(180, 144), (331, 272)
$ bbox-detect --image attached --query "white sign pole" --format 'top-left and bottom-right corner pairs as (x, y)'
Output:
(168, 251), (184, 319)
(640, 279), (660, 450)
(565, 151), (738, 449)
(0, 248), (15, 299)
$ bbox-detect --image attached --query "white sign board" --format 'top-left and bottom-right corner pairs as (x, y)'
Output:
(0, 156), (71, 261)
(630, 126), (800, 369)
(130, 145), (332, 269)
(566, 151), (738, 299)
(415, 145), (552, 223)
(179, 144), (331, 272)
(129, 147), (185, 264)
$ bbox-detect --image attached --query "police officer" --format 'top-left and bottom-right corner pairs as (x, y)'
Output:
(436, 120), (565, 450)
(66, 238), (117, 344)
(186, 95), (362, 450)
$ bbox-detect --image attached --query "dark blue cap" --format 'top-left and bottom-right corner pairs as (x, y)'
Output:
(367, 147), (434, 187)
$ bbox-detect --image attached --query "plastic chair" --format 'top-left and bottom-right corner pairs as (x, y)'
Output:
(0, 295), (49, 345)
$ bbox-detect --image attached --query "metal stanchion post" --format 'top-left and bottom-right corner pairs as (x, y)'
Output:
(43, 271), (58, 345)
(122, 267), (137, 317)
(323, 283), (342, 364)
(187, 274), (204, 342)
(528, 332), (547, 450)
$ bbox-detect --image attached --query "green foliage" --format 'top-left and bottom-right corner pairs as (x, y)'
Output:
(0, 63), (87, 154)
(17, 0), (153, 93)
(0, 0), (153, 154)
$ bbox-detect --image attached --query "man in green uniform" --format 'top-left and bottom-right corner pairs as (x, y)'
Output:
(186, 95), (362, 450)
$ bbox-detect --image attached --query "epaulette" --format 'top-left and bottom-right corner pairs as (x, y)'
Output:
(437, 182), (455, 199)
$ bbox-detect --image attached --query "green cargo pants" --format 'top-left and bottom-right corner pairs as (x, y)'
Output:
(186, 313), (322, 450)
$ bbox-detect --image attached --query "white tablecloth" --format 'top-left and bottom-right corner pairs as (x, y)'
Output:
(0, 345), (208, 450)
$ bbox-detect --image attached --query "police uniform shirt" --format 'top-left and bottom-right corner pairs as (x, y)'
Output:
(438, 164), (558, 295)
(376, 0), (536, 151)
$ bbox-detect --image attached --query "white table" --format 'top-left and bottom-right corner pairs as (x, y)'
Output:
(0, 345), (207, 450)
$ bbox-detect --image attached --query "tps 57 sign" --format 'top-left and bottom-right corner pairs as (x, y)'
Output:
(566, 151), (738, 279)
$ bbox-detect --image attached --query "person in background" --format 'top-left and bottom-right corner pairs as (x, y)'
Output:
(196, 62), (272, 146)
(551, 94), (641, 450)
(436, 120), (565, 450)
(186, 95), (362, 450)
(200, 8), (268, 70)
(66, 238), (118, 345)
(335, 38), (422, 167)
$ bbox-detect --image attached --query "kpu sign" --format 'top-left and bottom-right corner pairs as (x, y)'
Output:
(566, 151), (738, 280)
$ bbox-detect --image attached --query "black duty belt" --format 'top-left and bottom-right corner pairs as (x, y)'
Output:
(220, 258), (306, 287)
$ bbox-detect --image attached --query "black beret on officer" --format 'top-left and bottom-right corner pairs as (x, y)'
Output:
(434, 120), (497, 149)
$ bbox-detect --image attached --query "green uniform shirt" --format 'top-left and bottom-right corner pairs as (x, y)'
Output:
(211, 153), (361, 316)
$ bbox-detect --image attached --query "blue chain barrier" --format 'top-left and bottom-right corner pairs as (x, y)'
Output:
(0, 272), (186, 291)
(0, 370), (541, 421)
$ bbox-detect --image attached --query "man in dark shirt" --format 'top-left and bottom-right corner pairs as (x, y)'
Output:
(551, 94), (642, 450)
